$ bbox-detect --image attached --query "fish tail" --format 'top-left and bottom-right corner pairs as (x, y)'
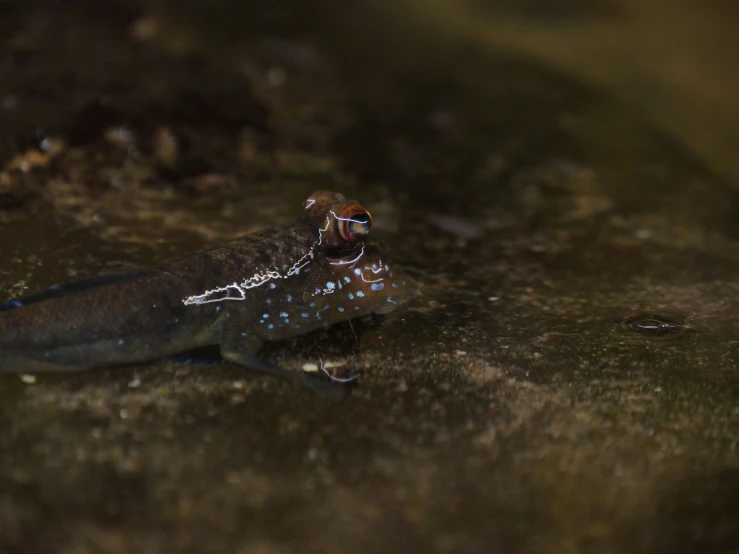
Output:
(0, 352), (89, 373)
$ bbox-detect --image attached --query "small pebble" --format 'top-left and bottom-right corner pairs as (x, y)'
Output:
(623, 315), (682, 336)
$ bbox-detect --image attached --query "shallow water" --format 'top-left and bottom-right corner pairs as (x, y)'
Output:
(1, 1), (738, 552)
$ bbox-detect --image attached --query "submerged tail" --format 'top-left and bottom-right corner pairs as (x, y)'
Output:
(0, 269), (169, 373)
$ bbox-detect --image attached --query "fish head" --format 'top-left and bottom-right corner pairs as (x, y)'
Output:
(305, 191), (421, 317)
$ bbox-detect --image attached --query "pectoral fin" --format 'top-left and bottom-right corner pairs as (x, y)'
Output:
(219, 333), (348, 399)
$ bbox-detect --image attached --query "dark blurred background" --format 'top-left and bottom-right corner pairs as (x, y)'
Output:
(1, 1), (739, 553)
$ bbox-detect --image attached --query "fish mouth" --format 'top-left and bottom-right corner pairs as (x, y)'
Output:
(372, 276), (422, 314)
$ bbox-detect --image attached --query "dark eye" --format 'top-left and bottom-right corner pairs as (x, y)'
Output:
(339, 207), (372, 241)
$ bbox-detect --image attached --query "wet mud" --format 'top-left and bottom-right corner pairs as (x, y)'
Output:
(0, 1), (737, 552)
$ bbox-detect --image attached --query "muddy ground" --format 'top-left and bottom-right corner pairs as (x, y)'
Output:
(0, 1), (738, 552)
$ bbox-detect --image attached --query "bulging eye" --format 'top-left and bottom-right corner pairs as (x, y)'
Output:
(338, 206), (372, 242)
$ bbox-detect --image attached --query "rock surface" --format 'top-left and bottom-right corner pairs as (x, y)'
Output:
(1, 1), (737, 552)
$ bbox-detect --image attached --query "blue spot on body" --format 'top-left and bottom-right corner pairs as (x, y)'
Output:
(287, 294), (292, 302)
(266, 299), (272, 304)
(338, 281), (343, 289)
(354, 306), (359, 310)
(216, 306), (222, 312)
(326, 281), (335, 290)
(354, 268), (361, 275)
(371, 283), (385, 291)
(338, 307), (345, 312)
(118, 339), (125, 345)
(241, 332), (248, 337)
(262, 314), (269, 319)
(310, 302), (316, 308)
(268, 324), (274, 329)
(357, 291), (365, 298)
(294, 268), (300, 275)
(280, 312), (288, 318)
(259, 320), (264, 324)
(392, 283), (399, 289)
(284, 319), (289, 324)
(348, 293), (354, 300)
(344, 277), (351, 283)
(302, 313), (309, 318)
(324, 304), (330, 310)
(269, 283), (276, 289)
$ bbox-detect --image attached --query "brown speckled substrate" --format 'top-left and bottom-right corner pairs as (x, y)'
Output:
(1, 1), (738, 553)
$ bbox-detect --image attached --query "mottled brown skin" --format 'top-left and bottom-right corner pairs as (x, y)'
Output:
(0, 192), (419, 379)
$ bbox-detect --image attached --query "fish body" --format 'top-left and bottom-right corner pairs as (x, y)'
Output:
(0, 191), (419, 374)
